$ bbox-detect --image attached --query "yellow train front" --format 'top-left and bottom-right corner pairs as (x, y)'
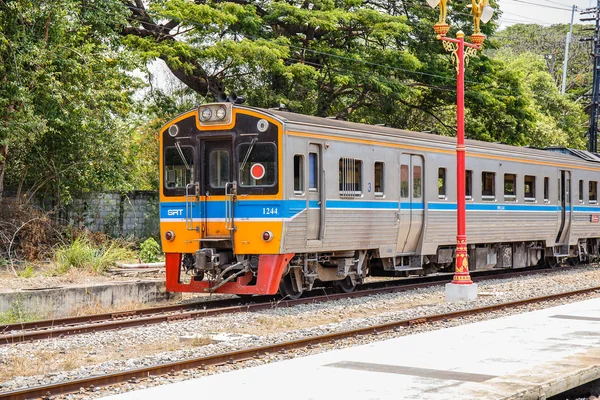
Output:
(160, 102), (293, 295)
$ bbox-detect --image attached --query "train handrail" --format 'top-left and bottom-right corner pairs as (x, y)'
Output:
(185, 182), (199, 231)
(225, 181), (237, 232)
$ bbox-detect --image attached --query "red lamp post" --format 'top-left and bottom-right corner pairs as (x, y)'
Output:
(427, 0), (494, 301)
(441, 31), (480, 287)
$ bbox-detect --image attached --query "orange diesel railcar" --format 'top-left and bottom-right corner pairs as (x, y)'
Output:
(160, 102), (600, 298)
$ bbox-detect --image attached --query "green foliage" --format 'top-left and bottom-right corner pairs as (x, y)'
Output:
(493, 24), (591, 100)
(0, 307), (40, 325)
(121, 1), (585, 149)
(139, 238), (162, 263)
(0, 0), (590, 207)
(122, 0), (424, 118)
(493, 53), (587, 148)
(0, 0), (145, 203)
(16, 265), (36, 279)
(0, 293), (40, 324)
(54, 236), (136, 274)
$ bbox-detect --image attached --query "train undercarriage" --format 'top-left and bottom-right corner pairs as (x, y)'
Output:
(171, 238), (600, 298)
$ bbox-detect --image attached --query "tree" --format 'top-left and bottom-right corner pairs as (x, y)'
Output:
(493, 24), (592, 99)
(0, 0), (143, 203)
(497, 52), (587, 148)
(120, 1), (556, 147)
(121, 0), (425, 118)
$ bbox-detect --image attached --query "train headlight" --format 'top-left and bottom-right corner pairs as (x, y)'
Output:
(262, 231), (273, 242)
(200, 108), (212, 121)
(165, 231), (176, 241)
(198, 103), (233, 125)
(215, 106), (227, 120)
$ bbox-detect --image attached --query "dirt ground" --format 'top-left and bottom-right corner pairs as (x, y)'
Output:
(0, 265), (165, 292)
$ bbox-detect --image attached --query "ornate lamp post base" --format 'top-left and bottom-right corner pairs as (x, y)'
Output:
(469, 33), (486, 45)
(434, 23), (450, 36)
(445, 282), (478, 302)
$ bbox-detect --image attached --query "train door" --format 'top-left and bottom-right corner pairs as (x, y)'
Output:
(202, 139), (233, 238)
(556, 170), (572, 246)
(307, 144), (322, 240)
(396, 154), (424, 253)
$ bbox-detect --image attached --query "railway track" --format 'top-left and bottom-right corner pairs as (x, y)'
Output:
(0, 266), (568, 345)
(2, 284), (599, 400)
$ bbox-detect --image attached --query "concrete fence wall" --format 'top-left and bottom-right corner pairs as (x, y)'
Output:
(3, 190), (159, 239)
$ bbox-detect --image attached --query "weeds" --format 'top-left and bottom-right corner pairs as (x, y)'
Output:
(0, 202), (63, 263)
(139, 237), (162, 262)
(190, 337), (213, 347)
(0, 307), (40, 324)
(16, 264), (35, 278)
(0, 293), (40, 324)
(54, 236), (136, 274)
(2, 349), (58, 380)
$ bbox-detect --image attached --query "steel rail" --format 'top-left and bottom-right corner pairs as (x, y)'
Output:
(2, 284), (599, 400)
(0, 266), (563, 345)
(0, 281), (440, 344)
(0, 295), (273, 333)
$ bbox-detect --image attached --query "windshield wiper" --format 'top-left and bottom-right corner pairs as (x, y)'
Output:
(175, 142), (191, 171)
(240, 137), (258, 172)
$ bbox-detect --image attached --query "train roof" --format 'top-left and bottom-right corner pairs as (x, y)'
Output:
(238, 105), (600, 169)
(545, 147), (600, 163)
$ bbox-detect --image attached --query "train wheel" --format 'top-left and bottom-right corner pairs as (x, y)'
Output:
(279, 273), (303, 299)
(544, 256), (559, 268)
(568, 257), (581, 266)
(333, 277), (356, 293)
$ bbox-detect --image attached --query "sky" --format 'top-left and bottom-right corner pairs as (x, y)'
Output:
(497, 0), (597, 28)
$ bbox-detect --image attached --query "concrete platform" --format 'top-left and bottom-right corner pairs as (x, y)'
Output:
(107, 297), (600, 400)
(0, 280), (179, 319)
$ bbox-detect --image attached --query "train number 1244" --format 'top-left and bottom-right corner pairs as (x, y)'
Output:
(262, 207), (279, 215)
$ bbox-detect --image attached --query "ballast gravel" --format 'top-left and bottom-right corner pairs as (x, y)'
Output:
(2, 265), (600, 398)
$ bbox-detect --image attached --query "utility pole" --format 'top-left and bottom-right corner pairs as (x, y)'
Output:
(582, 2), (600, 153)
(561, 5), (576, 95)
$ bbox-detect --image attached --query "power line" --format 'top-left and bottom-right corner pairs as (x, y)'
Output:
(501, 0), (574, 11)
(400, 0), (552, 25)
(500, 10), (554, 24)
(537, 0), (581, 8)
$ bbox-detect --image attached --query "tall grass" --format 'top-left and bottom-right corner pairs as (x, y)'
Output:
(54, 236), (136, 274)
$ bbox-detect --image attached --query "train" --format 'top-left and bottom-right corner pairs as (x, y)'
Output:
(159, 101), (600, 298)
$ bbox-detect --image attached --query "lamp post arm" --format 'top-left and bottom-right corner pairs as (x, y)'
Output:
(439, 35), (482, 50)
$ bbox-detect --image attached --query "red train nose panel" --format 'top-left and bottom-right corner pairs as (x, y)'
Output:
(165, 253), (294, 295)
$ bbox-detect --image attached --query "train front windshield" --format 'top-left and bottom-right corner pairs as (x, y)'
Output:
(237, 142), (277, 187)
(162, 109), (280, 197)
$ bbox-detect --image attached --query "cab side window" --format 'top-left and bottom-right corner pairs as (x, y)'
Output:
(374, 162), (384, 197)
(339, 158), (362, 198)
(482, 171), (495, 200)
(293, 155), (304, 195)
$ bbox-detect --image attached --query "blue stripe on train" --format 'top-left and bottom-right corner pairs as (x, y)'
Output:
(573, 205), (600, 212)
(160, 199), (403, 220)
(160, 199), (594, 220)
(428, 202), (560, 212)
